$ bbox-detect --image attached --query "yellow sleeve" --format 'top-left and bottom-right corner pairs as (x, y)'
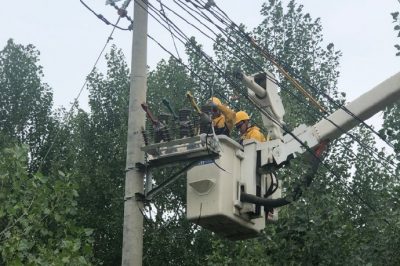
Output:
(247, 128), (266, 142)
(212, 116), (225, 128)
(217, 104), (236, 131)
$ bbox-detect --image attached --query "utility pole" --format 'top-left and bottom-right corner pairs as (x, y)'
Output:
(122, 0), (148, 265)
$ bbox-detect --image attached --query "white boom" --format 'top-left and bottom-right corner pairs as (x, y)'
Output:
(272, 71), (400, 165)
(315, 72), (400, 141)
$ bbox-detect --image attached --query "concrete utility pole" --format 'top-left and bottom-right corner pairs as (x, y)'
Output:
(122, 0), (148, 265)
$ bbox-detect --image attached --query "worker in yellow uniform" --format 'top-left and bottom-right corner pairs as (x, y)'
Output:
(209, 97), (236, 136)
(235, 110), (266, 144)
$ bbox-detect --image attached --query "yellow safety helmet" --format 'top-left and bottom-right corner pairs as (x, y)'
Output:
(235, 111), (250, 125)
(210, 97), (222, 106)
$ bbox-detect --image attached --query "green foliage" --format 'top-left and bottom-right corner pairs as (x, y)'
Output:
(0, 39), (97, 264)
(255, 0), (343, 122)
(381, 101), (400, 153)
(0, 39), (54, 172)
(64, 45), (130, 264)
(1, 0), (399, 264)
(392, 8), (400, 56)
(0, 145), (94, 265)
(199, 1), (400, 265)
(210, 0), (344, 130)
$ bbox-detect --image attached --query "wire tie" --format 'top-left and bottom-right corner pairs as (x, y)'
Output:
(118, 8), (128, 17)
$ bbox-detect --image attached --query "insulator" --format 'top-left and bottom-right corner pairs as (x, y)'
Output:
(159, 113), (171, 124)
(179, 108), (192, 121)
(159, 113), (177, 140)
(141, 127), (149, 146)
(178, 108), (194, 138)
(160, 125), (172, 142)
(154, 127), (163, 143)
(152, 125), (169, 143)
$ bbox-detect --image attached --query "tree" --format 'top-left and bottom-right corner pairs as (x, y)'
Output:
(63, 45), (130, 264)
(0, 144), (94, 264)
(392, 3), (400, 56)
(2, 1), (396, 264)
(0, 39), (54, 172)
(204, 1), (398, 264)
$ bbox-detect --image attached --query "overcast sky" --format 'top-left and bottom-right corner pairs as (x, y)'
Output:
(0, 0), (399, 121)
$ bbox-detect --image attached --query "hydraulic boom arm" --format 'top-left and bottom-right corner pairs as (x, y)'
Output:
(271, 72), (400, 165)
(314, 72), (400, 142)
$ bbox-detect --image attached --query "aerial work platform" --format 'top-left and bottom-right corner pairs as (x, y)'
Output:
(143, 134), (276, 240)
(186, 136), (267, 240)
(140, 71), (400, 240)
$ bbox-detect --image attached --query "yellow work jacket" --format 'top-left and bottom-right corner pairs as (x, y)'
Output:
(212, 104), (236, 135)
(240, 126), (266, 144)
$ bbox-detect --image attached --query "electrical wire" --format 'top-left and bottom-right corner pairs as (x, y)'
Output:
(154, 0), (216, 41)
(197, 0), (397, 150)
(80, 0), (132, 30)
(135, 0), (233, 106)
(168, 0), (270, 81)
(145, 160), (201, 200)
(109, 0), (134, 26)
(158, 0), (182, 60)
(147, 2), (382, 182)
(141, 0), (384, 178)
(38, 17), (122, 171)
(191, 1), (325, 113)
(167, 0), (398, 171)
(134, 0), (394, 224)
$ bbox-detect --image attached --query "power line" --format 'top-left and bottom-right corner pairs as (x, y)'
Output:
(143, 0), (396, 229)
(145, 30), (374, 221)
(197, 0), (397, 150)
(134, 0), (396, 226)
(165, 0), (398, 171)
(148, 0), (398, 171)
(143, 1), (256, 105)
(80, 0), (132, 31)
(158, 0), (181, 60)
(39, 17), (122, 171)
(109, 0), (134, 27)
(142, 0), (386, 171)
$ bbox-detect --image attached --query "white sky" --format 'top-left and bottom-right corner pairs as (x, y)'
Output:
(0, 0), (399, 123)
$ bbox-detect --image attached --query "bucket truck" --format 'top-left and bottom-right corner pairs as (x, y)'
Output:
(141, 71), (400, 240)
